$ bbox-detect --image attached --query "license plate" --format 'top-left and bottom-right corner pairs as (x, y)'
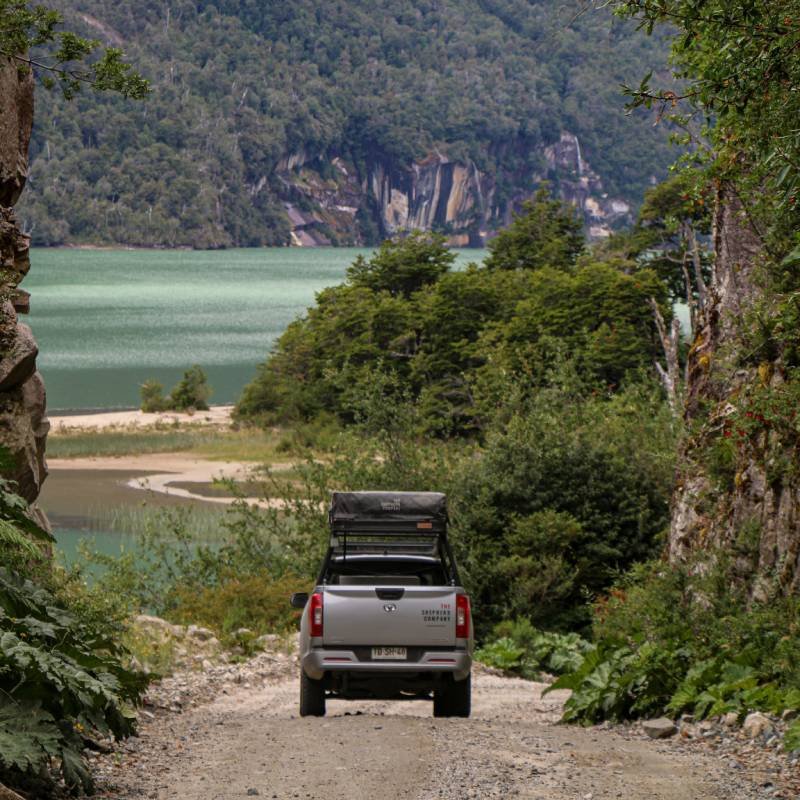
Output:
(371, 646), (407, 660)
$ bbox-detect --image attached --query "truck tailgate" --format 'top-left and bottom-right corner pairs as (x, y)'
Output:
(322, 586), (457, 647)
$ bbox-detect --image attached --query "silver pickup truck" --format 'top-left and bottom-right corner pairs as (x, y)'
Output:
(290, 491), (472, 718)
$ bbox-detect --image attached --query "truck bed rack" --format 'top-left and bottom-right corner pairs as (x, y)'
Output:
(321, 491), (460, 585)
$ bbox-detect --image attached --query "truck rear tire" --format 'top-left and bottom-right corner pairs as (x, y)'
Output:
(433, 674), (471, 718)
(300, 670), (326, 717)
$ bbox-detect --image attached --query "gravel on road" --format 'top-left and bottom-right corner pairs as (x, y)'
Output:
(87, 647), (777, 800)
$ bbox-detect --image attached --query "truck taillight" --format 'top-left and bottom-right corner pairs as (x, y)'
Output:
(456, 594), (470, 639)
(309, 592), (324, 637)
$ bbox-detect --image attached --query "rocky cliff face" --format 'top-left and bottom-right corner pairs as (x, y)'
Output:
(543, 132), (634, 239)
(274, 132), (634, 247)
(670, 185), (799, 597)
(0, 57), (49, 513)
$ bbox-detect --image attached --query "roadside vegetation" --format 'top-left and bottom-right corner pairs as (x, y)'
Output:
(9, 1), (800, 793)
(48, 425), (283, 460)
(0, 462), (149, 796)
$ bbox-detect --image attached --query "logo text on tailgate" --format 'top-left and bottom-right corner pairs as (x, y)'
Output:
(421, 607), (452, 625)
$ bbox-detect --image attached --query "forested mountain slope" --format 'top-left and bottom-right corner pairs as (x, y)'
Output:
(17, 0), (675, 248)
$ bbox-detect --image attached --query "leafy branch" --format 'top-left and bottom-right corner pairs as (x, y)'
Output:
(0, 0), (148, 99)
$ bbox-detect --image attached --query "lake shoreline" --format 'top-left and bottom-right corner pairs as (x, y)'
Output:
(49, 405), (235, 431)
(46, 452), (264, 506)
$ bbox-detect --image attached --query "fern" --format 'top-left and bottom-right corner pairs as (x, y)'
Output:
(0, 518), (46, 558)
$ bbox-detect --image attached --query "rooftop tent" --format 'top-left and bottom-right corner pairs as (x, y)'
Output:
(329, 491), (447, 524)
(323, 491), (458, 584)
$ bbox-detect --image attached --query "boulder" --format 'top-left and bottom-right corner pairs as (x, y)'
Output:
(0, 323), (38, 391)
(642, 718), (677, 739)
(186, 624), (216, 642)
(0, 372), (48, 502)
(742, 711), (773, 738)
(0, 208), (30, 282)
(723, 712), (739, 728)
(135, 614), (176, 633)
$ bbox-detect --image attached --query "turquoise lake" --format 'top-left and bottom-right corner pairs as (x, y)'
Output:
(26, 247), (486, 411)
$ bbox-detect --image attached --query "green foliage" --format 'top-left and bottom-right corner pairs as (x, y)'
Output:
(237, 222), (671, 433)
(17, 0), (675, 246)
(625, 169), (713, 308)
(666, 658), (800, 720)
(453, 372), (677, 633)
(547, 641), (686, 723)
(552, 556), (800, 727)
(0, 569), (148, 794)
(0, 0), (148, 99)
(139, 378), (167, 412)
(477, 618), (593, 679)
(786, 720), (800, 753)
(616, 0), (800, 244)
(140, 366), (212, 412)
(346, 231), (454, 298)
(0, 449), (54, 569)
(485, 187), (585, 271)
(167, 570), (302, 643)
(474, 637), (526, 672)
(169, 365), (211, 411)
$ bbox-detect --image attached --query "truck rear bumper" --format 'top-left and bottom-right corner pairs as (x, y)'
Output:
(302, 647), (471, 682)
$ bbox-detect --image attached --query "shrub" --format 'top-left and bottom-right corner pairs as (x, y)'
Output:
(140, 379), (168, 412)
(169, 365), (211, 411)
(550, 555), (800, 726)
(547, 641), (688, 724)
(0, 569), (148, 795)
(476, 619), (593, 680)
(474, 637), (526, 672)
(167, 570), (304, 643)
(140, 367), (212, 413)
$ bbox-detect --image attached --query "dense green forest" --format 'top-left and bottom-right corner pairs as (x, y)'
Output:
(15, 0), (676, 247)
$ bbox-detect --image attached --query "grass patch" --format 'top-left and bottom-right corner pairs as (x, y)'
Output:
(92, 503), (232, 541)
(47, 426), (290, 461)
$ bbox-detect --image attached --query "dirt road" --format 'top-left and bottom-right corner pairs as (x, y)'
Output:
(98, 668), (758, 800)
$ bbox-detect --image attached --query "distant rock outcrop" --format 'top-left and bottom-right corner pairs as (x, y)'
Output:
(0, 57), (49, 512)
(274, 132), (635, 247)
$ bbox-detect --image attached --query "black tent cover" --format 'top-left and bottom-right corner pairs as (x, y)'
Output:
(329, 491), (447, 523)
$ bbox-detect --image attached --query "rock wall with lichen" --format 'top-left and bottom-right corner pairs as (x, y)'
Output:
(0, 57), (49, 517)
(670, 185), (800, 597)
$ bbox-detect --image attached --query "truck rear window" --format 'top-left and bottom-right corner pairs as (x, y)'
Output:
(327, 559), (448, 586)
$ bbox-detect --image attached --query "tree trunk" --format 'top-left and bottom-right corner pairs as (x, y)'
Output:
(669, 183), (800, 597)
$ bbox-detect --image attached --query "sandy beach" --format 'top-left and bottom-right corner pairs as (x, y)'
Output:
(49, 405), (235, 432)
(45, 406), (282, 507)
